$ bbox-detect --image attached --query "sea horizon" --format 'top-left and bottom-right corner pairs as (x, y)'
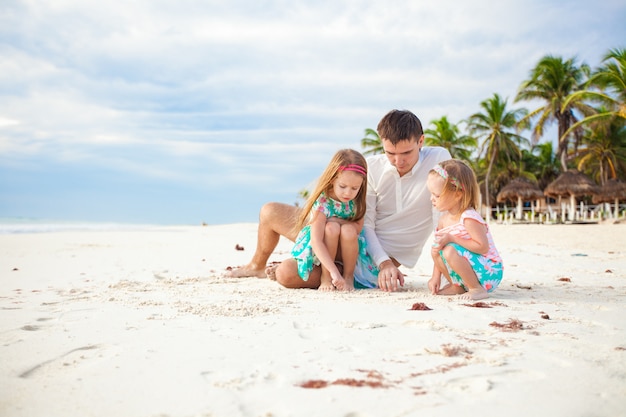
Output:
(0, 217), (239, 234)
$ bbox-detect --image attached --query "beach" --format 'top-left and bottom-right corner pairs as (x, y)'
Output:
(1, 222), (625, 417)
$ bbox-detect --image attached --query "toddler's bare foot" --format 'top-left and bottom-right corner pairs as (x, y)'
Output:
(264, 262), (281, 281)
(224, 264), (267, 278)
(458, 288), (489, 300)
(318, 282), (335, 292)
(437, 284), (466, 296)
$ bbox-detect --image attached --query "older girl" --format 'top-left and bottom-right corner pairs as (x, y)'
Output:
(274, 149), (377, 291)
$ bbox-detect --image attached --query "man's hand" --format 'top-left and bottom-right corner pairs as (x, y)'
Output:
(378, 260), (404, 292)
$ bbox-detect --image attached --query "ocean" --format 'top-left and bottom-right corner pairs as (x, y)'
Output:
(0, 218), (178, 234)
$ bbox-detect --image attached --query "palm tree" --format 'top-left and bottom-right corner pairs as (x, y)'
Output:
(466, 93), (529, 215)
(576, 114), (626, 184)
(295, 188), (310, 207)
(360, 128), (383, 155)
(527, 142), (561, 189)
(561, 48), (626, 136)
(510, 149), (542, 183)
(515, 55), (591, 170)
(590, 48), (626, 119)
(424, 116), (477, 161)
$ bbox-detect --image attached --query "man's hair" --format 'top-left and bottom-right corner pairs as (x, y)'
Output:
(377, 109), (423, 145)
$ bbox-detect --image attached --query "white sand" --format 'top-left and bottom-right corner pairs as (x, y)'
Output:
(1, 222), (625, 417)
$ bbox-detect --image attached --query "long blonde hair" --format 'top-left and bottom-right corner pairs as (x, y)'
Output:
(430, 159), (479, 212)
(294, 149), (368, 232)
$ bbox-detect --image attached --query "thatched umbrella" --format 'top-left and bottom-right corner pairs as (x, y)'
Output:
(497, 178), (544, 220)
(544, 169), (600, 221)
(592, 178), (626, 218)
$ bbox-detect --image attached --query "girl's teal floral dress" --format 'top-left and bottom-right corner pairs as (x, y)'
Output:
(291, 192), (378, 281)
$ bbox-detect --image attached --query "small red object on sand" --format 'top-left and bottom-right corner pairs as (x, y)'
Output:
(409, 302), (432, 310)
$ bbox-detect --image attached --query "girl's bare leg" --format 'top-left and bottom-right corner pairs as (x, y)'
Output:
(319, 222), (340, 291)
(432, 247), (466, 296)
(335, 223), (358, 291)
(437, 283), (467, 296)
(441, 246), (488, 300)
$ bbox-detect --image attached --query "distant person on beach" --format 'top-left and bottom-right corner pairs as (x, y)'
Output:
(426, 159), (503, 300)
(273, 149), (374, 291)
(226, 109), (451, 291)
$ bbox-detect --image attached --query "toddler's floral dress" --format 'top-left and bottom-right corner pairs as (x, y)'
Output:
(436, 208), (503, 292)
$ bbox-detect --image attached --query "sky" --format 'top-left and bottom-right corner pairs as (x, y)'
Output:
(1, 0), (625, 225)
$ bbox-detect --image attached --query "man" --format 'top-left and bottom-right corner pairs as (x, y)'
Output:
(225, 109), (451, 292)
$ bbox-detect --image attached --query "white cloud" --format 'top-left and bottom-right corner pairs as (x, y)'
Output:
(0, 117), (19, 128)
(1, 0), (625, 223)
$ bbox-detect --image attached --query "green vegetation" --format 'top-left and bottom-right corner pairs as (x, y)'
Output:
(361, 47), (626, 215)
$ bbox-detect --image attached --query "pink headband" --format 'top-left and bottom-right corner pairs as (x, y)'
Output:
(339, 164), (367, 176)
(433, 164), (463, 190)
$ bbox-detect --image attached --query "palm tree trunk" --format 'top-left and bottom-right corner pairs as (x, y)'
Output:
(485, 144), (497, 221)
(557, 112), (571, 170)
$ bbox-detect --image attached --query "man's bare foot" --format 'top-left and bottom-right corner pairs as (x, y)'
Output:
(224, 264), (267, 278)
(437, 284), (466, 296)
(458, 288), (489, 300)
(264, 262), (281, 281)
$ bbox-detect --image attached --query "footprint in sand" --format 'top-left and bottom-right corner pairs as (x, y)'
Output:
(19, 345), (101, 378)
(444, 375), (493, 393)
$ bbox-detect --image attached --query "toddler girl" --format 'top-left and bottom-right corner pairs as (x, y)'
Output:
(426, 159), (503, 300)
